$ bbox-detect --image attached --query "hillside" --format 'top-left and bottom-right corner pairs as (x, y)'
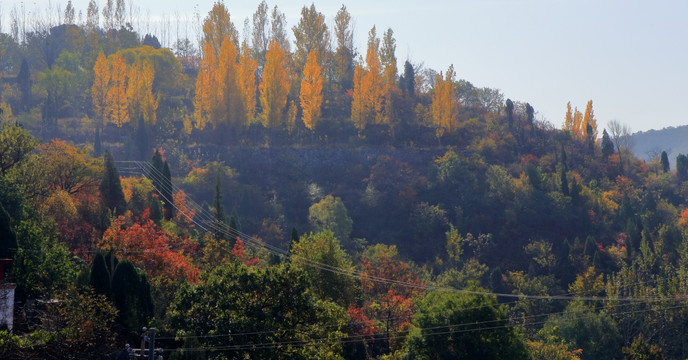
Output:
(1, 1), (687, 360)
(632, 125), (688, 166)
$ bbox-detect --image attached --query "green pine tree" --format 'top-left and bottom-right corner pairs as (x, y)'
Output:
(660, 151), (670, 173)
(601, 129), (614, 158)
(100, 150), (126, 215)
(93, 126), (102, 157)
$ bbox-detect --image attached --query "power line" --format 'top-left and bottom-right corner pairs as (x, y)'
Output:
(118, 160), (676, 303)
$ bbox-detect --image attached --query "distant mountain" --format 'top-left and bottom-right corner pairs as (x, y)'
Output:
(631, 125), (688, 166)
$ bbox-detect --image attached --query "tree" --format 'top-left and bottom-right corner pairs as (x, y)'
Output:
(34, 140), (101, 195)
(251, 0), (269, 64)
(202, 1), (239, 56)
(351, 27), (383, 130)
(405, 290), (530, 360)
(660, 151), (670, 173)
(542, 301), (623, 360)
(64, 1), (75, 24)
(127, 57), (158, 125)
(100, 150), (126, 214)
(270, 5), (290, 53)
(608, 119), (633, 152)
(99, 210), (200, 287)
(0, 125), (38, 175)
(238, 41), (258, 124)
(17, 58), (31, 110)
(399, 60), (415, 98)
(622, 335), (665, 360)
(582, 100), (597, 142)
(601, 129), (615, 158)
(216, 36), (241, 131)
(292, 4), (330, 76)
(290, 231), (359, 307)
(193, 42), (217, 130)
(380, 28), (399, 126)
(300, 51), (323, 130)
(110, 259), (154, 333)
(677, 154), (688, 182)
(167, 262), (347, 359)
(331, 5), (355, 115)
(360, 244), (423, 341)
(431, 65), (459, 138)
(92, 52), (110, 128)
(106, 52), (129, 126)
(308, 195), (353, 242)
(259, 41), (290, 129)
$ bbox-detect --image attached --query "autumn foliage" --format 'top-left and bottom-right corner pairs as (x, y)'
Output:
(99, 209), (200, 286)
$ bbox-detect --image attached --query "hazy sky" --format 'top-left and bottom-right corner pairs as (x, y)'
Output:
(1, 0), (686, 133)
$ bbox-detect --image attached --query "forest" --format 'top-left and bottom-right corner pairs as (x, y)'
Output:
(0, 0), (685, 359)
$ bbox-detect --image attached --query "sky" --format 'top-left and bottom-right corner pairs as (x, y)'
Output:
(1, 0), (687, 134)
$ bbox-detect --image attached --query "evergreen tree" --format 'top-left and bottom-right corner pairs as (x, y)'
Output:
(660, 151), (670, 173)
(150, 149), (164, 190)
(399, 60), (415, 98)
(111, 260), (154, 333)
(100, 150), (126, 215)
(93, 126), (102, 157)
(148, 193), (163, 223)
(17, 58), (32, 110)
(89, 252), (111, 297)
(135, 116), (149, 160)
(584, 236), (597, 258)
(677, 154), (688, 182)
(289, 227), (299, 251)
(601, 129), (614, 158)
(505, 99), (514, 131)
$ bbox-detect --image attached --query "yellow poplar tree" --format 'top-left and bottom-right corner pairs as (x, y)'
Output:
(572, 108), (583, 137)
(431, 65), (458, 137)
(351, 26), (383, 131)
(582, 100), (597, 141)
(238, 41), (258, 125)
(127, 58), (158, 125)
(193, 42), (217, 130)
(92, 51), (110, 128)
(564, 102), (574, 133)
(106, 52), (129, 127)
(259, 41), (290, 129)
(299, 51), (323, 130)
(216, 37), (242, 128)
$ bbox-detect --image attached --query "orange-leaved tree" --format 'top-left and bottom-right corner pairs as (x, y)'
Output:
(127, 57), (158, 125)
(259, 41), (290, 129)
(92, 51), (110, 128)
(193, 41), (217, 130)
(106, 52), (130, 126)
(238, 41), (258, 124)
(99, 209), (200, 287)
(351, 26), (383, 131)
(360, 244), (424, 341)
(299, 50), (323, 130)
(431, 65), (458, 138)
(216, 36), (242, 128)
